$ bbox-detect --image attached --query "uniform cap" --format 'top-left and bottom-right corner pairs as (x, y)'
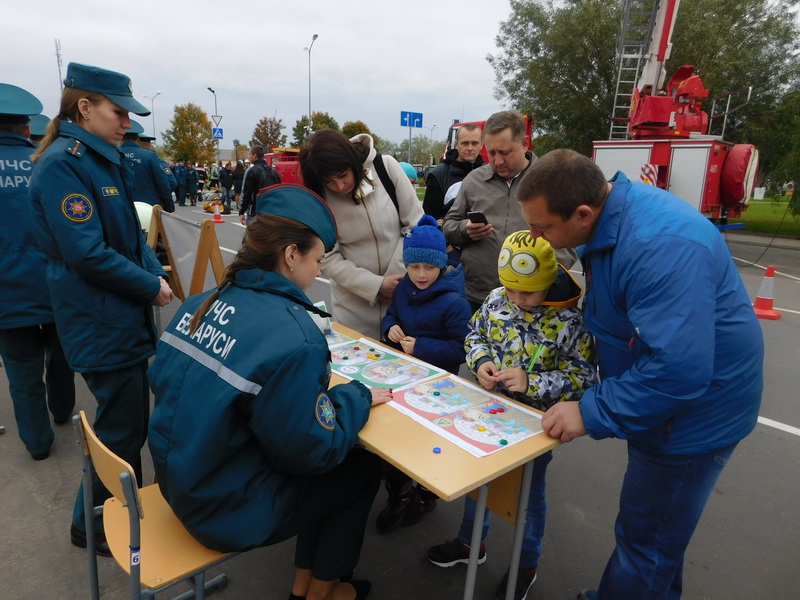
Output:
(256, 184), (338, 252)
(126, 119), (145, 135)
(63, 62), (150, 116)
(498, 231), (557, 292)
(29, 113), (51, 136)
(0, 83), (43, 123)
(138, 132), (156, 141)
(403, 215), (447, 269)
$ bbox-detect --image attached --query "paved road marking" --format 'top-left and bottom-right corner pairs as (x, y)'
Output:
(758, 416), (800, 437)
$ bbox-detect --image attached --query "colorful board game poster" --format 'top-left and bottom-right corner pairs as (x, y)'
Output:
(390, 375), (544, 457)
(330, 339), (445, 389)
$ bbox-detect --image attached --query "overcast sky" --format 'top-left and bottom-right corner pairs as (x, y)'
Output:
(4, 0), (516, 148)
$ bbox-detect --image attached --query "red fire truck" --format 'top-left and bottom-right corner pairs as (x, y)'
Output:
(592, 0), (758, 222)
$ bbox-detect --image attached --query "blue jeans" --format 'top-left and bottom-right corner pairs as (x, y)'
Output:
(597, 442), (737, 600)
(0, 324), (75, 454)
(457, 451), (553, 568)
(220, 187), (232, 209)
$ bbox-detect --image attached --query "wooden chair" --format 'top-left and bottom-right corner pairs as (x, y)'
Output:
(73, 410), (234, 600)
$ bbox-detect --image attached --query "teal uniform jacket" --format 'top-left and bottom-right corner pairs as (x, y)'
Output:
(173, 163), (186, 186)
(0, 131), (53, 328)
(148, 269), (373, 552)
(28, 121), (166, 372)
(185, 166), (199, 193)
(160, 159), (178, 192)
(121, 141), (175, 211)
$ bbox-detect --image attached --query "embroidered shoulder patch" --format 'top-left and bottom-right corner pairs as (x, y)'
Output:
(61, 194), (94, 222)
(315, 393), (336, 431)
(101, 187), (120, 196)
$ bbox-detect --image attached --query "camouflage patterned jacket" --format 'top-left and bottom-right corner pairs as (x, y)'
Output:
(465, 266), (597, 411)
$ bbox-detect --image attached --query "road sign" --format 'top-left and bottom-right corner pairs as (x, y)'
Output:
(400, 111), (423, 128)
(212, 128), (223, 139)
(212, 115), (223, 126)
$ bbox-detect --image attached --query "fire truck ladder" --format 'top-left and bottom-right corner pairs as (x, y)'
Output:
(609, 0), (661, 139)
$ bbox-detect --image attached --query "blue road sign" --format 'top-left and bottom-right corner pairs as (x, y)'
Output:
(212, 127), (223, 139)
(400, 111), (423, 128)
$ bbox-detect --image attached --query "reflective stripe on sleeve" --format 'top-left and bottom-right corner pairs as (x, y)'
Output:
(160, 331), (262, 395)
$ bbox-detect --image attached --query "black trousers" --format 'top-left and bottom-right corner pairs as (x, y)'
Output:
(266, 448), (381, 581)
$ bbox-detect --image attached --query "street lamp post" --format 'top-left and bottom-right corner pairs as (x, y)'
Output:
(304, 33), (319, 137)
(143, 91), (161, 141)
(429, 123), (439, 143)
(207, 87), (218, 161)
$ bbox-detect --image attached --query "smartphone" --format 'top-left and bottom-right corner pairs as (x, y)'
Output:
(467, 211), (488, 224)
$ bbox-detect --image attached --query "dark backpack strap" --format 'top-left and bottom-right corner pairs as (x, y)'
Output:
(371, 154), (399, 215)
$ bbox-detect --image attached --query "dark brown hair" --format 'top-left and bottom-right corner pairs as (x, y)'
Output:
(188, 214), (319, 334)
(517, 149), (608, 220)
(299, 129), (367, 201)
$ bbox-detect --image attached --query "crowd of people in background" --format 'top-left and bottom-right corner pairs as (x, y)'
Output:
(1, 60), (764, 600)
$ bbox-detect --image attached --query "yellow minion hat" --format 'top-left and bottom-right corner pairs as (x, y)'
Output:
(497, 231), (557, 292)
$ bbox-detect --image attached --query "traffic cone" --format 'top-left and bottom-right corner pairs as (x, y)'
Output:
(212, 199), (225, 224)
(753, 265), (781, 320)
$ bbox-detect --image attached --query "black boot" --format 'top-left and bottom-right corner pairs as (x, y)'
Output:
(375, 475), (415, 534)
(401, 484), (438, 527)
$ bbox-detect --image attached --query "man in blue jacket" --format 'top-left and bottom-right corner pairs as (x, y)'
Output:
(0, 83), (75, 460)
(517, 149), (763, 600)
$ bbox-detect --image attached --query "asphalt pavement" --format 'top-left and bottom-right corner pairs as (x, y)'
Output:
(1, 212), (798, 600)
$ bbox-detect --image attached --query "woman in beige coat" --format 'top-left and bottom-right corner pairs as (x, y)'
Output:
(300, 130), (424, 339)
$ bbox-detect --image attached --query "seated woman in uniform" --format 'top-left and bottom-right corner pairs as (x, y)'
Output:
(148, 184), (390, 600)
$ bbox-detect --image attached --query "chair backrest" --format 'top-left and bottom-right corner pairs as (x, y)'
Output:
(76, 410), (143, 517)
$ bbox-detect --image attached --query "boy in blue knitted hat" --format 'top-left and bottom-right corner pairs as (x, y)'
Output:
(375, 215), (473, 534)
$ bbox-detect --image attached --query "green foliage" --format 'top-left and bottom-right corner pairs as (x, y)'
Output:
(488, 0), (800, 166)
(292, 111), (340, 145)
(392, 134), (441, 165)
(161, 103), (217, 164)
(250, 116), (287, 149)
(488, 0), (619, 155)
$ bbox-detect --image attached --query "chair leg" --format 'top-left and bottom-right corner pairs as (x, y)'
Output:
(75, 416), (101, 600)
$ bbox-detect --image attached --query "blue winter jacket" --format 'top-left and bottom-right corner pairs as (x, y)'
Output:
(0, 131), (54, 328)
(148, 269), (373, 552)
(121, 140), (175, 211)
(578, 172), (763, 454)
(28, 122), (166, 372)
(382, 264), (472, 374)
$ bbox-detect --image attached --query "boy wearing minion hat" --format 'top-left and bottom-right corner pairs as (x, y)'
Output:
(427, 231), (597, 600)
(376, 215), (472, 534)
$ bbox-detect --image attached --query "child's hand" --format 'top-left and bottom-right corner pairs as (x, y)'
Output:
(476, 362), (499, 390)
(399, 336), (416, 355)
(387, 325), (405, 343)
(370, 388), (394, 406)
(495, 368), (529, 393)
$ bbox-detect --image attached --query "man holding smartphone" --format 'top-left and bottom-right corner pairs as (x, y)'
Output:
(443, 110), (577, 312)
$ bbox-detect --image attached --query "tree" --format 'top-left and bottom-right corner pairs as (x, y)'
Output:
(162, 103), (217, 164)
(488, 0), (619, 155)
(250, 116), (287, 150)
(292, 111), (340, 145)
(342, 120), (372, 138)
(396, 134), (439, 165)
(488, 0), (800, 161)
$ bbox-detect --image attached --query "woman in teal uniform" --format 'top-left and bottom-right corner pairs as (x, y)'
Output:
(148, 184), (390, 600)
(29, 63), (173, 554)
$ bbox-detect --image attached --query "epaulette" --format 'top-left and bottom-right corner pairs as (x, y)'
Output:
(65, 139), (85, 158)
